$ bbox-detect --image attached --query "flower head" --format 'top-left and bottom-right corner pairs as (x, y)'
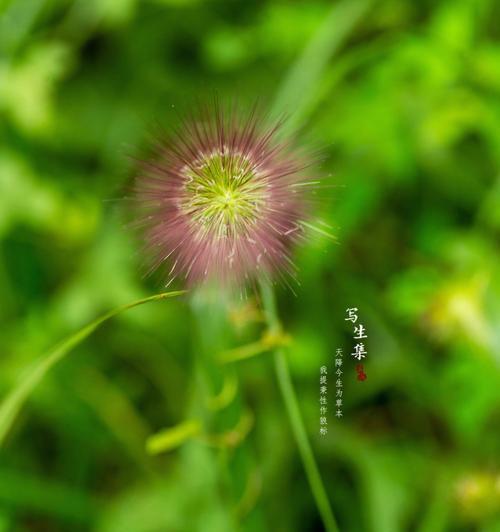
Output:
(133, 103), (318, 287)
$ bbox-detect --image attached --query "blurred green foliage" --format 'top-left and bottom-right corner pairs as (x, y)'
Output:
(0, 0), (499, 531)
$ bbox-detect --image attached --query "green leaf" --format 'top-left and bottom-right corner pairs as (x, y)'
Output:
(0, 290), (186, 447)
(272, 0), (373, 130)
(217, 331), (290, 364)
(146, 420), (201, 455)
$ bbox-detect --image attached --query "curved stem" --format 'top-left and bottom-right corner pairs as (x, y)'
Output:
(0, 290), (186, 447)
(259, 280), (339, 532)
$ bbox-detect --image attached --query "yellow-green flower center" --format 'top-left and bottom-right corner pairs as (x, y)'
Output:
(181, 151), (266, 239)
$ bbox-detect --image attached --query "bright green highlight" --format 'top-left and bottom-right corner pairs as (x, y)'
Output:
(146, 419), (201, 455)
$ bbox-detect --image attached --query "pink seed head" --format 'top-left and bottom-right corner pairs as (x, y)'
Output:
(133, 104), (317, 287)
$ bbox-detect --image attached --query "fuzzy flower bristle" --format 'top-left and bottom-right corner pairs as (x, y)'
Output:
(133, 104), (318, 287)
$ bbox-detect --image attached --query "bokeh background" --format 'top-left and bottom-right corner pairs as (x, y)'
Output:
(1, 0), (499, 530)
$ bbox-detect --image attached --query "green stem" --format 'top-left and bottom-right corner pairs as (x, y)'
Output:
(0, 290), (186, 447)
(259, 280), (339, 532)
